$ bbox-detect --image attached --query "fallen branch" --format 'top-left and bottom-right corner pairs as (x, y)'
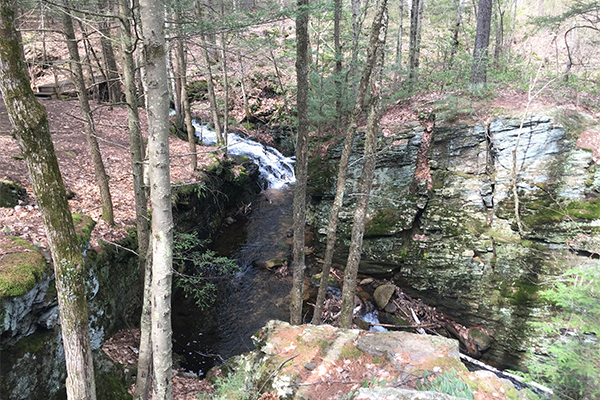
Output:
(259, 353), (300, 393)
(459, 353), (553, 396)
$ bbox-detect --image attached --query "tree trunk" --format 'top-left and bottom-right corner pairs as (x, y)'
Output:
(312, 0), (389, 325)
(238, 51), (252, 122)
(334, 0), (343, 124)
(221, 31), (229, 152)
(448, 0), (462, 68)
(407, 0), (423, 91)
(349, 0), (361, 83)
(493, 0), (504, 68)
(201, 35), (224, 146)
(98, 0), (122, 104)
(174, 16), (197, 169)
(470, 0), (492, 89)
(290, 0), (310, 326)
(138, 0), (174, 397)
(339, 1), (387, 328)
(62, 1), (115, 225)
(0, 3), (97, 399)
(395, 0), (403, 71)
(117, 0), (152, 396)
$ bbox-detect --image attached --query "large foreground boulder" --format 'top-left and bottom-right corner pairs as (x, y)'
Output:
(214, 320), (533, 400)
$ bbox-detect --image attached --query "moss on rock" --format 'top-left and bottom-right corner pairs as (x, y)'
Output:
(0, 236), (48, 298)
(0, 179), (26, 208)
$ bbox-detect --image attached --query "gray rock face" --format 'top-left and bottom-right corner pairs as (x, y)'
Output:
(307, 109), (600, 369)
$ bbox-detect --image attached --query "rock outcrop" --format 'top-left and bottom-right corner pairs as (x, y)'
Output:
(307, 108), (600, 369)
(215, 320), (532, 400)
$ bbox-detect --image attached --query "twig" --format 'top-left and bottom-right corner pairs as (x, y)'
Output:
(258, 353), (300, 393)
(97, 239), (139, 256)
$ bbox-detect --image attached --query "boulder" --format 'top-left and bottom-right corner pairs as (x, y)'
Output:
(215, 320), (528, 400)
(373, 284), (396, 309)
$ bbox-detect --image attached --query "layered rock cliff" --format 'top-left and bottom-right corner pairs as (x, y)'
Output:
(307, 108), (600, 369)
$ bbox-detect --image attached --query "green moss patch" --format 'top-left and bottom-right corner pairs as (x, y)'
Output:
(72, 213), (96, 245)
(365, 208), (402, 236)
(0, 236), (48, 298)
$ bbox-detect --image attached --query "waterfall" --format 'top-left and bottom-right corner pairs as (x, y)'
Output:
(192, 120), (295, 190)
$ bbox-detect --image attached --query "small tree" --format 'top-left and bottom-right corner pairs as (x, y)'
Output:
(290, 0), (310, 325)
(339, 0), (388, 328)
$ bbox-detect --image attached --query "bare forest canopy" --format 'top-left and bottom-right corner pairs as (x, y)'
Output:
(16, 0), (600, 120)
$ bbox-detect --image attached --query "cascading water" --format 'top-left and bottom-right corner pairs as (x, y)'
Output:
(172, 122), (297, 375)
(192, 120), (295, 189)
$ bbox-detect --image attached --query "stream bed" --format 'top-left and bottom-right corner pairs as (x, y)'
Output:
(172, 188), (295, 375)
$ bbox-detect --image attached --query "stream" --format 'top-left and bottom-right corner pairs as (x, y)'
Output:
(172, 128), (296, 375)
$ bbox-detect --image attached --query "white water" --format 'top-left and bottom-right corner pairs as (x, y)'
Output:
(193, 120), (295, 190)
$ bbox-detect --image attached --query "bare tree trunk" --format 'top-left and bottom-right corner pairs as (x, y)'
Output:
(448, 0), (463, 68)
(349, 0), (361, 83)
(312, 0), (388, 326)
(117, 0), (152, 396)
(139, 0), (174, 397)
(493, 0), (504, 68)
(174, 14), (197, 169)
(221, 31), (229, 152)
(407, 0), (423, 91)
(470, 0), (492, 89)
(334, 0), (343, 124)
(98, 0), (122, 104)
(195, 2), (224, 146)
(340, 1), (387, 328)
(238, 51), (251, 122)
(0, 4), (97, 399)
(506, 0), (516, 63)
(62, 1), (115, 225)
(290, 0), (310, 326)
(395, 0), (403, 71)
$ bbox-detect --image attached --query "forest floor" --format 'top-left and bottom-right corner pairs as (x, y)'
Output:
(1, 88), (599, 399)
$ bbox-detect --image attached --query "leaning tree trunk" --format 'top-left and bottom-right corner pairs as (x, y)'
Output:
(61, 1), (115, 225)
(339, 1), (387, 328)
(470, 0), (492, 89)
(312, 0), (389, 325)
(139, 0), (174, 398)
(290, 0), (310, 326)
(117, 0), (152, 397)
(0, 3), (97, 399)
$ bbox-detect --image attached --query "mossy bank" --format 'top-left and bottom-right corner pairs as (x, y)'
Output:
(0, 158), (260, 400)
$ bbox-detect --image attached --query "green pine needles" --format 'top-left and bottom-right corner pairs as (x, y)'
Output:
(525, 265), (600, 400)
(173, 231), (241, 310)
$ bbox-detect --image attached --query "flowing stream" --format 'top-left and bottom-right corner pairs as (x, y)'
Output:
(172, 127), (296, 375)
